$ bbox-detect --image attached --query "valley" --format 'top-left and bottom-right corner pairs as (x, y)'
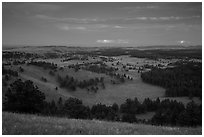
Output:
(2, 45), (202, 133)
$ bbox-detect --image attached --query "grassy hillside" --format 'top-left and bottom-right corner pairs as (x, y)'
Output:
(4, 63), (165, 106)
(2, 112), (201, 135)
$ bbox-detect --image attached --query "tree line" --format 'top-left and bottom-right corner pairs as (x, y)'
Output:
(57, 75), (105, 92)
(27, 61), (57, 70)
(3, 66), (18, 77)
(67, 61), (132, 83)
(141, 61), (202, 98)
(13, 60), (26, 65)
(3, 79), (201, 127)
(85, 48), (201, 59)
(3, 51), (37, 59)
(82, 62), (132, 83)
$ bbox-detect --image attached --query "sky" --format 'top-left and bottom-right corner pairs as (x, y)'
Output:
(2, 2), (202, 47)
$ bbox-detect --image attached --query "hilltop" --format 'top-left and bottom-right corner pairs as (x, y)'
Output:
(2, 112), (202, 135)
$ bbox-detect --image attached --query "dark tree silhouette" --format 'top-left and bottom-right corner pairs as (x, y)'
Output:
(3, 79), (45, 113)
(141, 61), (201, 98)
(122, 114), (137, 123)
(63, 98), (90, 119)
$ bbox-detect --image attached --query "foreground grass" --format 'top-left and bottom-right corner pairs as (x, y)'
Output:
(2, 112), (201, 135)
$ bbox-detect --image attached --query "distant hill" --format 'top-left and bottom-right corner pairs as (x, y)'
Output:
(3, 44), (202, 50)
(2, 112), (201, 135)
(131, 45), (202, 50)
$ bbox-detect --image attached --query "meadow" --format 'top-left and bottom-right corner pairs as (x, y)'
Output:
(2, 46), (202, 134)
(3, 49), (200, 106)
(3, 61), (166, 106)
(3, 112), (202, 135)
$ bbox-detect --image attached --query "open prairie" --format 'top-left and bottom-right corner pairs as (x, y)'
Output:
(2, 45), (202, 135)
(3, 54), (167, 106)
(3, 112), (202, 135)
(3, 46), (201, 106)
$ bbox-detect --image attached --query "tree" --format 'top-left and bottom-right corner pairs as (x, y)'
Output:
(56, 97), (64, 116)
(122, 114), (137, 123)
(19, 66), (24, 72)
(5, 74), (10, 81)
(57, 97), (63, 106)
(120, 97), (144, 114)
(3, 79), (45, 113)
(43, 100), (58, 116)
(112, 103), (119, 112)
(178, 101), (202, 126)
(41, 77), (47, 82)
(91, 104), (109, 120)
(141, 61), (201, 98)
(63, 98), (90, 119)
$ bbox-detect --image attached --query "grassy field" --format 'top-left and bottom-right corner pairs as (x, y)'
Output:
(4, 63), (166, 106)
(73, 78), (165, 106)
(4, 60), (199, 106)
(2, 112), (201, 135)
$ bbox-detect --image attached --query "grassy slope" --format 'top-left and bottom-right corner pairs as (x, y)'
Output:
(5, 63), (165, 106)
(4, 62), (200, 107)
(2, 112), (201, 135)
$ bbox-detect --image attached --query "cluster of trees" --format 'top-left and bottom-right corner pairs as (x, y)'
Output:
(28, 61), (57, 70)
(109, 72), (132, 83)
(3, 79), (202, 127)
(91, 103), (119, 121)
(151, 99), (202, 126)
(67, 61), (131, 84)
(141, 61), (202, 98)
(83, 62), (133, 83)
(84, 61), (117, 74)
(120, 98), (146, 115)
(13, 60), (26, 65)
(61, 55), (88, 62)
(99, 56), (115, 62)
(3, 79), (45, 113)
(119, 97), (165, 123)
(68, 63), (82, 72)
(57, 75), (105, 92)
(2, 66), (18, 77)
(57, 75), (77, 91)
(89, 48), (202, 59)
(67, 61), (115, 73)
(3, 51), (37, 59)
(19, 66), (24, 72)
(42, 97), (91, 119)
(41, 77), (47, 82)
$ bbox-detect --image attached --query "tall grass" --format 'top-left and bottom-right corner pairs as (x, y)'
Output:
(3, 112), (202, 135)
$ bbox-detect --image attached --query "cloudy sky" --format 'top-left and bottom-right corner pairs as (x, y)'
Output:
(2, 2), (202, 46)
